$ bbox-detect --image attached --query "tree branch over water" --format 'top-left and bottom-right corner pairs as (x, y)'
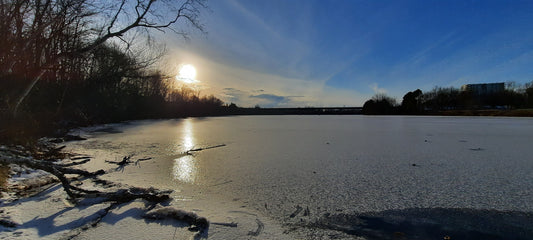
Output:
(0, 0), (207, 117)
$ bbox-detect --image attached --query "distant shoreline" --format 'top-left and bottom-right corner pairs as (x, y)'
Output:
(424, 108), (533, 117)
(227, 107), (533, 117)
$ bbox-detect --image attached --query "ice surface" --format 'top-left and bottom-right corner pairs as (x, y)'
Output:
(5, 115), (532, 239)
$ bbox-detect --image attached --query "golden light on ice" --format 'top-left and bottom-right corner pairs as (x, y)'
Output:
(173, 119), (197, 183)
(176, 64), (198, 84)
(181, 119), (195, 150)
(173, 156), (196, 183)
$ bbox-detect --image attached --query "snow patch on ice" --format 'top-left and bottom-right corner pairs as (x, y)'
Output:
(8, 164), (50, 182)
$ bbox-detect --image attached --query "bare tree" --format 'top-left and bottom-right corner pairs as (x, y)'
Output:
(0, 0), (207, 117)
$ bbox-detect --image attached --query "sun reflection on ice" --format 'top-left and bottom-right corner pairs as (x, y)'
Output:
(173, 119), (197, 183)
(182, 119), (195, 150)
(173, 155), (196, 183)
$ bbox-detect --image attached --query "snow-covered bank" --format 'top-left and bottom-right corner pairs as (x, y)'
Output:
(1, 181), (291, 240)
(0, 139), (293, 240)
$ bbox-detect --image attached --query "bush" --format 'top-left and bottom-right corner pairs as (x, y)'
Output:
(362, 94), (398, 115)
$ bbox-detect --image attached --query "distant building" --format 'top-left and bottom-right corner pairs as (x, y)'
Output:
(461, 82), (505, 95)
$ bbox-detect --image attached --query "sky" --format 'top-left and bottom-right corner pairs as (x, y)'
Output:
(163, 0), (533, 107)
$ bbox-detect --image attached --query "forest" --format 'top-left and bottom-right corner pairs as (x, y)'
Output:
(362, 83), (533, 115)
(0, 0), (228, 143)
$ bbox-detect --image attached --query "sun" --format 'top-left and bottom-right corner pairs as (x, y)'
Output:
(176, 64), (198, 84)
(179, 64), (196, 79)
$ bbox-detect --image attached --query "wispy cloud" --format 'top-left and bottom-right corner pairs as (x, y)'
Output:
(369, 83), (387, 94)
(249, 94), (289, 107)
(226, 0), (282, 40)
(220, 88), (247, 104)
(218, 88), (294, 107)
(162, 1), (533, 107)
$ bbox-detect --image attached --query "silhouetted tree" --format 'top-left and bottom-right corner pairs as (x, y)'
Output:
(421, 87), (461, 110)
(363, 82), (533, 116)
(362, 94), (398, 115)
(526, 81), (533, 108)
(401, 89), (422, 114)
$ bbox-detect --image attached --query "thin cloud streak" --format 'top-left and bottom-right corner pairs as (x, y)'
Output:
(164, 48), (367, 107)
(162, 0), (533, 106)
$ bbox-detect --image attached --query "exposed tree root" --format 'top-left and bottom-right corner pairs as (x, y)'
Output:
(1, 146), (169, 203)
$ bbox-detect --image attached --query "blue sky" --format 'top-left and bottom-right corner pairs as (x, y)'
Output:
(164, 0), (533, 107)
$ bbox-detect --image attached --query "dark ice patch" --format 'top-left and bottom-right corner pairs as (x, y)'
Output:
(308, 208), (533, 240)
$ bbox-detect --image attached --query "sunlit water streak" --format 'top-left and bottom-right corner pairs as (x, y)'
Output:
(173, 118), (197, 183)
(67, 116), (533, 235)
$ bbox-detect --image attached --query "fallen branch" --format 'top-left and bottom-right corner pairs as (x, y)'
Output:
(1, 147), (169, 203)
(143, 206), (209, 232)
(212, 222), (238, 227)
(105, 154), (134, 166)
(105, 155), (153, 171)
(186, 144), (226, 154)
(1, 144), (186, 238)
(85, 187), (172, 203)
(0, 152), (103, 178)
(54, 158), (91, 167)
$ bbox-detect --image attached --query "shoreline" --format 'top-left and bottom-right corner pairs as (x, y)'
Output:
(0, 141), (294, 240)
(427, 108), (533, 117)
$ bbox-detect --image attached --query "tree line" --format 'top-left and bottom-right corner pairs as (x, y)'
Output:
(362, 82), (533, 115)
(0, 0), (230, 143)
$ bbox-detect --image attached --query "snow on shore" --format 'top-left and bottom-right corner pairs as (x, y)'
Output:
(1, 157), (292, 240)
(1, 183), (290, 240)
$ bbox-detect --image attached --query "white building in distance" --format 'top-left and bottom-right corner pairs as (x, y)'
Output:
(461, 82), (505, 95)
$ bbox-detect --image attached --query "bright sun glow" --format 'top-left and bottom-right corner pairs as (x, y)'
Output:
(176, 64), (198, 84)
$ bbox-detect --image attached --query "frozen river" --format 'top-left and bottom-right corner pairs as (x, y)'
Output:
(66, 115), (533, 239)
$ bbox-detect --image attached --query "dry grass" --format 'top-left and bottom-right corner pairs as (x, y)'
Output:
(0, 164), (9, 191)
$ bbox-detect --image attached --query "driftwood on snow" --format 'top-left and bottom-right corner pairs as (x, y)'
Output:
(105, 154), (153, 172)
(143, 206), (209, 231)
(0, 147), (170, 203)
(186, 144), (226, 154)
(0, 144), (219, 238)
(105, 155), (152, 166)
(0, 150), (104, 198)
(105, 154), (135, 166)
